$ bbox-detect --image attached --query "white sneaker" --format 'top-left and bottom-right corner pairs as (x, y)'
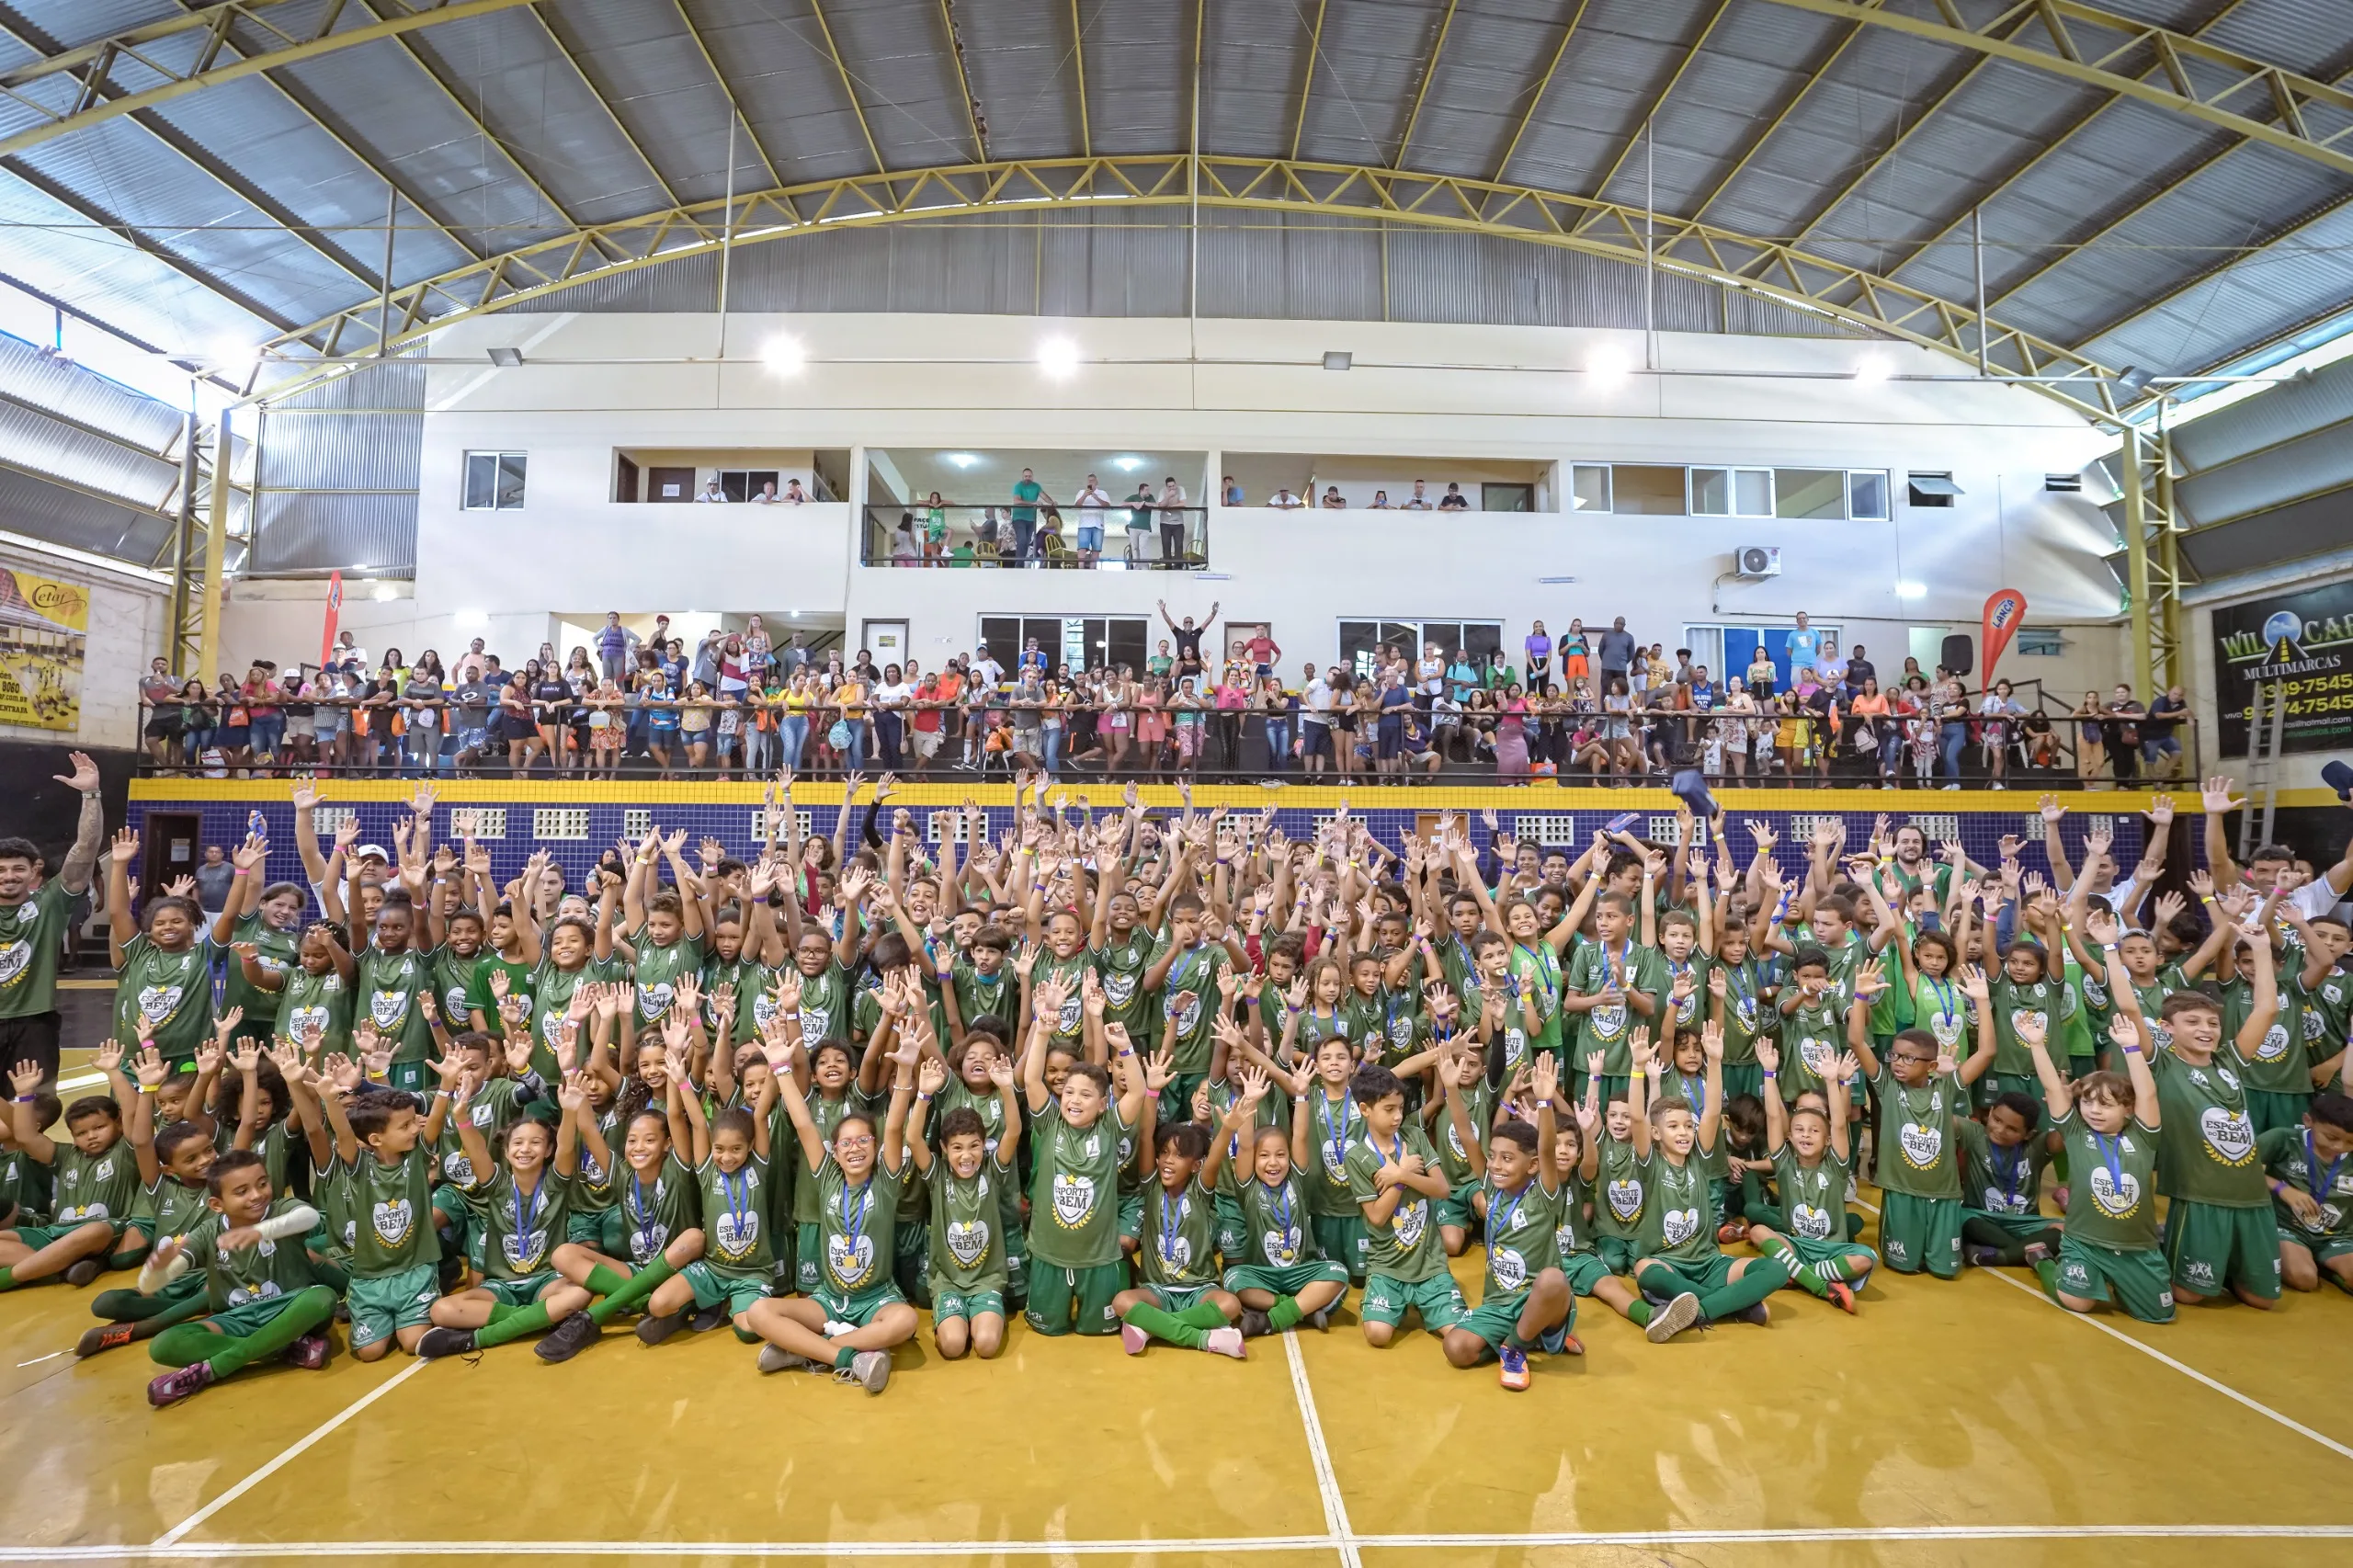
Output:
(1646, 1292), (1701, 1344)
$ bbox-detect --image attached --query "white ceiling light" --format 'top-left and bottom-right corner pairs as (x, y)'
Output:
(1854, 355), (1892, 384)
(1586, 345), (1631, 381)
(209, 338), (260, 373)
(1037, 336), (1080, 379)
(370, 582), (399, 602)
(1112, 456), (1145, 472)
(1894, 581), (1927, 599)
(943, 452), (981, 469)
(761, 334), (804, 375)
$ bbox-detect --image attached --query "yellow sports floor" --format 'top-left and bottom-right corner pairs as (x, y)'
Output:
(8, 1055), (2353, 1566)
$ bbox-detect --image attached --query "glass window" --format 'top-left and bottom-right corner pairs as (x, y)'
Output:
(1849, 470), (1888, 520)
(1571, 464), (1611, 512)
(1733, 469), (1772, 517)
(1482, 483), (1533, 512)
(1692, 467), (1730, 516)
(1905, 472), (1960, 508)
(463, 450), (526, 511)
(1694, 467), (1772, 517)
(1612, 465), (1687, 515)
(1775, 469), (1845, 519)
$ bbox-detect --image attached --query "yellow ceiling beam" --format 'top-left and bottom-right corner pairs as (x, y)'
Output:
(1490, 0), (1593, 183)
(1392, 0), (1460, 170)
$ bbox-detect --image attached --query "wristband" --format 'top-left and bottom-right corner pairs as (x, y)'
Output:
(2101, 942), (2119, 953)
(232, 867), (250, 878)
(14, 1093), (34, 1103)
(2270, 1179), (2286, 1195)
(2122, 1043), (2142, 1056)
(1761, 1071), (1776, 1079)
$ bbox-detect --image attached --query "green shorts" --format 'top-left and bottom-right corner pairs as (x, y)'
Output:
(1311, 1214), (1370, 1283)
(1023, 1256), (1125, 1336)
(8, 1217), (119, 1250)
(811, 1280), (905, 1327)
(1637, 1250), (1738, 1292)
(2279, 1227), (2353, 1265)
(1118, 1191), (1145, 1244)
(1878, 1190), (1964, 1278)
(478, 1270), (558, 1308)
(1212, 1193), (1246, 1260)
(1717, 1062), (1763, 1101)
(347, 1263), (438, 1347)
(1456, 1283), (1572, 1356)
(1223, 1258), (1349, 1299)
(2164, 1199), (2281, 1301)
(1559, 1250), (1611, 1296)
(1137, 1281), (1216, 1315)
(2246, 1089), (2311, 1137)
(930, 1284), (1006, 1324)
(1965, 1209), (2059, 1241)
(1780, 1232), (1879, 1268)
(1359, 1270), (1465, 1332)
(564, 1209), (612, 1246)
(795, 1222), (824, 1294)
(1435, 1177), (1483, 1232)
(681, 1261), (772, 1318)
(2054, 1233), (2174, 1323)
(430, 1187), (481, 1268)
(199, 1289), (317, 1340)
(1595, 1235), (1641, 1276)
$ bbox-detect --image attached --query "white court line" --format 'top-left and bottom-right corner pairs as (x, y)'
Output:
(1279, 1331), (1360, 1568)
(12, 1351), (63, 1368)
(4, 1525), (2351, 1562)
(150, 1358), (428, 1549)
(53, 1073), (102, 1092)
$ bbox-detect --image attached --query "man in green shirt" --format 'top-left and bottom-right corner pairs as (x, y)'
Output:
(1342, 1062), (1464, 1343)
(0, 752), (103, 1089)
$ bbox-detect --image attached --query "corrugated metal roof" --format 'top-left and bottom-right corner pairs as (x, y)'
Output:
(2173, 353), (2353, 472)
(250, 488), (417, 574)
(0, 460), (174, 562)
(0, 335), (183, 455)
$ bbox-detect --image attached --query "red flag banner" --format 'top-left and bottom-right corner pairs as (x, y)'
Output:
(1982, 589), (2028, 687)
(320, 570), (343, 670)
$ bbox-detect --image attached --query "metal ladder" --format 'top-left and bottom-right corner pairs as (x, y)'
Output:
(2238, 678), (2289, 858)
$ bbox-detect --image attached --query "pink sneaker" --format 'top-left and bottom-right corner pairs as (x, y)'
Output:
(147, 1362), (215, 1408)
(1120, 1323), (1149, 1355)
(286, 1332), (331, 1370)
(1203, 1326), (1245, 1359)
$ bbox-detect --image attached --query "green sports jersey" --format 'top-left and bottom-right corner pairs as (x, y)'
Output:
(1872, 1066), (1965, 1200)
(1985, 974), (2072, 1079)
(696, 1151), (777, 1280)
(338, 1144), (439, 1276)
(2225, 968), (2306, 1096)
(2079, 962), (2185, 1050)
(2261, 1126), (2353, 1244)
(1093, 930), (1158, 1041)
(112, 935), (212, 1062)
(1429, 1078), (1495, 1188)
(1592, 1133), (1645, 1240)
(2057, 954), (2097, 1060)
(1507, 939), (1566, 1057)
(813, 1153), (903, 1296)
(133, 1173), (212, 1241)
(1566, 938), (1653, 1075)
(948, 959), (1017, 1037)
(2303, 969), (2353, 1057)
(615, 1152), (699, 1266)
(474, 1165), (574, 1280)
(790, 1090), (862, 1223)
(1956, 1116), (2052, 1219)
(1141, 1176), (1219, 1289)
(431, 1076), (524, 1190)
(1866, 940), (1911, 1036)
(1437, 936), (1485, 1014)
(699, 953), (767, 1044)
(180, 1196), (321, 1311)
(49, 1140), (138, 1224)
(1, 1144), (53, 1223)
(1480, 1173), (1563, 1298)
(1665, 1071), (1728, 1180)
(462, 953), (534, 1027)
(1154, 937), (1228, 1075)
(1234, 1174), (1317, 1267)
(1031, 951), (1095, 1048)
(355, 944), (438, 1064)
(1204, 1077), (1287, 1200)
(2052, 1108), (2160, 1251)
(1659, 952), (1709, 1041)
(2151, 1049), (2264, 1208)
(227, 1119), (300, 1199)
(1635, 1148), (1717, 1265)
(926, 1158), (1008, 1290)
(0, 881), (72, 1017)
(1779, 993), (1847, 1104)
(1344, 1123), (1447, 1283)
(1303, 1085), (1364, 1217)
(1337, 990), (1383, 1058)
(631, 934), (705, 1028)
(1291, 1005), (1350, 1062)
(1912, 972), (1970, 1056)
(1817, 929), (1870, 996)
(1550, 1168), (1596, 1260)
(1768, 1145), (1848, 1244)
(430, 948), (485, 1033)
(528, 956), (625, 1075)
(1028, 1102), (1131, 1269)
(1249, 974), (1293, 1054)
(277, 965), (353, 1059)
(223, 914), (299, 1028)
(1712, 958), (1769, 1065)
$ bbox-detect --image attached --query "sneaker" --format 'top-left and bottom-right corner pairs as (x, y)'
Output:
(1237, 1307), (1274, 1339)
(1308, 1304), (1334, 1330)
(416, 1326), (477, 1359)
(757, 1344), (815, 1375)
(1940, 783), (1960, 790)
(286, 1331), (332, 1369)
(1557, 1332), (1586, 1356)
(1120, 1323), (1149, 1355)
(686, 1303), (728, 1334)
(75, 1323), (137, 1358)
(534, 1311), (601, 1364)
(1497, 1345), (1530, 1391)
(146, 1361), (215, 1408)
(1964, 1244), (2001, 1268)
(1646, 1291), (1701, 1344)
(1202, 1326), (1245, 1360)
(847, 1348), (892, 1392)
(1732, 1301), (1771, 1326)
(636, 1311), (688, 1346)
(1826, 1282), (1857, 1315)
(2023, 1240), (2053, 1265)
(63, 1258), (100, 1289)
(1716, 1220), (1748, 1244)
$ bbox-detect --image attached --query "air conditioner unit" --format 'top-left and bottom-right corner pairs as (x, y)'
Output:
(1733, 545), (1781, 579)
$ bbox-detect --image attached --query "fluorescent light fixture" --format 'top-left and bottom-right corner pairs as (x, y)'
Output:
(1112, 456), (1145, 472)
(1037, 336), (1080, 379)
(1322, 350), (1352, 371)
(371, 583), (399, 602)
(1894, 581), (1927, 599)
(943, 452), (980, 469)
(1854, 355), (1892, 384)
(487, 347), (524, 368)
(761, 334), (803, 375)
(1586, 345), (1631, 381)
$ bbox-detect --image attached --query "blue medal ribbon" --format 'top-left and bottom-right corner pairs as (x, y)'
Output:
(2091, 1131), (2127, 1204)
(1324, 1091), (1357, 1172)
(1158, 1188), (1188, 1265)
(839, 1176), (872, 1277)
(718, 1165), (754, 1254)
(2305, 1130), (2345, 1210)
(509, 1174), (547, 1262)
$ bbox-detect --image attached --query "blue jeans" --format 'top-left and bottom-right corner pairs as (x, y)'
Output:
(744, 725), (775, 773)
(1012, 517), (1035, 560)
(1264, 718), (1290, 771)
(1938, 721), (1969, 779)
(875, 711), (904, 769)
(836, 719), (866, 766)
(1879, 732), (1904, 777)
(1041, 725), (1062, 775)
(778, 715), (809, 770)
(249, 714), (283, 756)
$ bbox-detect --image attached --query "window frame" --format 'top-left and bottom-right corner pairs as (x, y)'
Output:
(462, 449), (528, 512)
(1689, 465), (1775, 518)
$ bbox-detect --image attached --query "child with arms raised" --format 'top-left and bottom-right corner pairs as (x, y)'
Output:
(1442, 1052), (1576, 1390)
(904, 1044), (1023, 1359)
(1748, 1038), (1873, 1312)
(2021, 1003), (2171, 1322)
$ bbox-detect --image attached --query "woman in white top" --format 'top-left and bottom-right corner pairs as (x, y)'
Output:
(1977, 678), (2025, 790)
(1719, 676), (1758, 779)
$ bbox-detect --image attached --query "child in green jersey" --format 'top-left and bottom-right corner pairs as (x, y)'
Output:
(106, 827), (213, 1068)
(1222, 1082), (1350, 1338)
(319, 1077), (450, 1359)
(0, 1086), (61, 1228)
(623, 831), (708, 1034)
(1113, 1096), (1248, 1359)
(1849, 965), (1998, 1280)
(906, 1049), (1022, 1359)
(1958, 1090), (2063, 1268)
(1750, 1037), (1873, 1312)
(415, 1069), (603, 1358)
(1443, 1052), (1574, 1391)
(235, 920), (356, 1064)
(2266, 1090), (2353, 1292)
(1344, 1062), (1466, 1344)
(1023, 1003), (1152, 1336)
(2021, 1008), (2172, 1323)
(138, 1149), (335, 1407)
(1, 1043), (142, 1290)
(78, 1030), (232, 1353)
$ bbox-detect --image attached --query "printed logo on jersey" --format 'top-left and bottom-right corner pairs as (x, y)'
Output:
(1490, 1246), (1528, 1291)
(1393, 1198), (1427, 1250)
(138, 984), (185, 1022)
(1164, 988), (1202, 1036)
(637, 983), (674, 1022)
(1051, 1171), (1097, 1227)
(1605, 1177), (1643, 1221)
(1660, 1206), (1701, 1247)
(1798, 1036), (1835, 1078)
(629, 1223), (668, 1263)
(441, 1151), (475, 1185)
(1588, 1002), (1628, 1040)
(2199, 1107), (2256, 1165)
(285, 1004), (331, 1042)
(1263, 1224), (1301, 1266)
(442, 985), (469, 1020)
(2304, 1007), (2329, 1043)
(1898, 1120), (1942, 1170)
(2087, 1161), (2143, 1218)
(797, 1008), (829, 1046)
(371, 1198), (414, 1245)
(945, 1218), (990, 1267)
(0, 939), (31, 986)
(712, 1205), (760, 1259)
(1057, 993), (1085, 1036)
(503, 1224), (549, 1271)
(1792, 1202), (1834, 1241)
(1927, 1009), (1964, 1050)
(1101, 970), (1137, 1008)
(2253, 1022), (2292, 1062)
(2008, 1007), (2048, 1044)
(369, 990), (408, 1029)
(826, 1230), (876, 1287)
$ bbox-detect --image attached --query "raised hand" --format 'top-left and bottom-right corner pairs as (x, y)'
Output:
(2200, 776), (2244, 815)
(1753, 1039), (1780, 1074)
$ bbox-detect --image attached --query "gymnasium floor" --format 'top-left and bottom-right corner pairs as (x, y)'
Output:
(6, 1023), (2351, 1567)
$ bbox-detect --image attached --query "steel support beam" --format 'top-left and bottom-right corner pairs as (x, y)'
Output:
(2118, 418), (2183, 697)
(1577, 0), (1735, 209)
(1752, 0), (2353, 178)
(1290, 0), (1328, 163)
(936, 0), (987, 162)
(527, 3), (682, 209)
(1392, 0), (1460, 170)
(1684, 12), (1868, 222)
(1068, 0), (1092, 159)
(1490, 0), (1592, 183)
(0, 0), (538, 161)
(245, 154), (2128, 423)
(806, 0), (886, 174)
